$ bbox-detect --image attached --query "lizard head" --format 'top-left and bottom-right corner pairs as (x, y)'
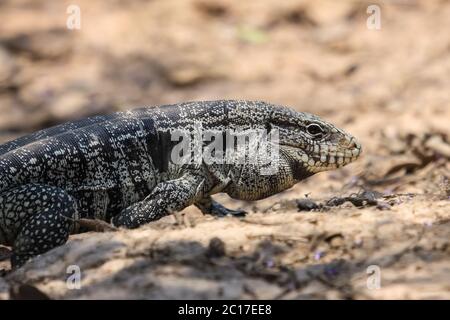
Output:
(269, 106), (362, 174)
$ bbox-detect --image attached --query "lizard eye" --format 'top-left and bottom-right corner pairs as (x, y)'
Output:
(306, 123), (325, 137)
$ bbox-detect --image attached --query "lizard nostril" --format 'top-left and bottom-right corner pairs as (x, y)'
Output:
(348, 141), (357, 149)
(339, 138), (358, 150)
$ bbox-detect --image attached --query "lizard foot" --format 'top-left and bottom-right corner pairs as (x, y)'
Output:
(196, 198), (247, 218)
(209, 202), (247, 217)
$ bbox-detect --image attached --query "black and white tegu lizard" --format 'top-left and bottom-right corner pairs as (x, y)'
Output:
(0, 100), (361, 268)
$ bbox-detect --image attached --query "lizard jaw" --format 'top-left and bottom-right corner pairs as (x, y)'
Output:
(299, 138), (362, 173)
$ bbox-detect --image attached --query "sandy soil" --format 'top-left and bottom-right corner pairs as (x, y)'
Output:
(0, 0), (449, 299)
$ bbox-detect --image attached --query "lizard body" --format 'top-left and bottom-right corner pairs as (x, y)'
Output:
(0, 100), (361, 268)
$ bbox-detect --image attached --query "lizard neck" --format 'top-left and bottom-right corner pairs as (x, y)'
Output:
(279, 146), (315, 182)
(221, 148), (313, 201)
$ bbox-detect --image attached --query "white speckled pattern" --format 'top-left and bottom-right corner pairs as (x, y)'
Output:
(0, 100), (361, 268)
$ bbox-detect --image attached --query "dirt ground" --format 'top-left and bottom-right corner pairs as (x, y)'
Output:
(0, 0), (449, 299)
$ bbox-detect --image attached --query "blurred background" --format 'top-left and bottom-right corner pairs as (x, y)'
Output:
(0, 1), (448, 131)
(0, 0), (449, 299)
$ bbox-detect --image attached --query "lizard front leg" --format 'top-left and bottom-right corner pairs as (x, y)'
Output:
(195, 196), (247, 218)
(111, 174), (206, 229)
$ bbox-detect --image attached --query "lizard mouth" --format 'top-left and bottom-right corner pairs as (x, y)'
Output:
(299, 138), (362, 173)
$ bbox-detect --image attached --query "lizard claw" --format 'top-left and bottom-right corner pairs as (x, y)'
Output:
(208, 202), (247, 218)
